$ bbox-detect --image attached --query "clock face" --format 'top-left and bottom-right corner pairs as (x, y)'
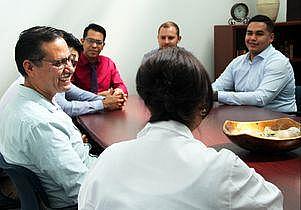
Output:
(234, 5), (247, 19)
(231, 3), (249, 22)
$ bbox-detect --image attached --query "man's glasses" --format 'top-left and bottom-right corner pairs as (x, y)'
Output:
(71, 60), (78, 67)
(32, 55), (74, 70)
(85, 38), (104, 46)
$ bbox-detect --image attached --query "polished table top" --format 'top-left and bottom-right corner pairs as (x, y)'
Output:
(77, 95), (301, 210)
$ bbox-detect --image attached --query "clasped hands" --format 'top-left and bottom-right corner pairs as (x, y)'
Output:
(101, 88), (127, 111)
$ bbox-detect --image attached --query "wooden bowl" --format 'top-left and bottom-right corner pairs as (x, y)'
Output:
(223, 118), (301, 152)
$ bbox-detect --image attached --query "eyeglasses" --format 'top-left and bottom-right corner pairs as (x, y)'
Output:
(85, 38), (104, 46)
(32, 55), (73, 70)
(71, 60), (78, 67)
(69, 54), (78, 67)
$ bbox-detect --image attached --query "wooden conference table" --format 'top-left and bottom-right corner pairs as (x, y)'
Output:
(77, 95), (301, 210)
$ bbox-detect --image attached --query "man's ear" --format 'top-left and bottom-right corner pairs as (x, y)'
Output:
(269, 33), (274, 44)
(23, 60), (35, 76)
(80, 38), (84, 44)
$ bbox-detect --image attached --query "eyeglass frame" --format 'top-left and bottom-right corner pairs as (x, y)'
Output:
(85, 37), (104, 46)
(30, 54), (76, 69)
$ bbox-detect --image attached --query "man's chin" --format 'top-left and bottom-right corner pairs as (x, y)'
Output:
(88, 51), (99, 58)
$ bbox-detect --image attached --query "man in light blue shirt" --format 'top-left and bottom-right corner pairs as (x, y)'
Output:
(0, 26), (97, 209)
(212, 15), (296, 113)
(0, 31), (125, 117)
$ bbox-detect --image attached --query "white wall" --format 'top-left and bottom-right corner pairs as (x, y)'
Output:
(0, 0), (287, 96)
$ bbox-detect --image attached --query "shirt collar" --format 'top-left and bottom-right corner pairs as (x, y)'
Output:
(256, 44), (273, 59)
(137, 120), (194, 140)
(78, 52), (100, 66)
(17, 85), (61, 113)
(245, 44), (273, 62)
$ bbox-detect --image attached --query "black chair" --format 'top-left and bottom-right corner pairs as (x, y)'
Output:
(295, 85), (301, 116)
(0, 182), (20, 209)
(0, 152), (49, 210)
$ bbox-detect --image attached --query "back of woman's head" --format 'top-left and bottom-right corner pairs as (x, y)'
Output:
(136, 47), (213, 128)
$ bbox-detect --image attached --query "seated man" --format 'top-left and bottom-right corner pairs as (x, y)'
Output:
(212, 15), (296, 113)
(78, 47), (282, 210)
(56, 30), (126, 116)
(72, 23), (128, 97)
(0, 30), (125, 117)
(0, 26), (97, 209)
(142, 21), (182, 63)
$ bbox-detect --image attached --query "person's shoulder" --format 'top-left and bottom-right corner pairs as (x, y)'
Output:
(98, 55), (116, 65)
(141, 49), (159, 64)
(264, 47), (291, 68)
(262, 45), (286, 61)
(99, 55), (112, 61)
(2, 98), (44, 129)
(233, 53), (248, 62)
(202, 147), (237, 160)
(271, 48), (288, 60)
(91, 139), (136, 168)
(143, 49), (159, 58)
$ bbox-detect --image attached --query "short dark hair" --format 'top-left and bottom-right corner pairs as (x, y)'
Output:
(158, 21), (180, 37)
(248, 15), (274, 33)
(83, 23), (106, 41)
(60, 30), (83, 54)
(15, 26), (62, 77)
(136, 47), (213, 128)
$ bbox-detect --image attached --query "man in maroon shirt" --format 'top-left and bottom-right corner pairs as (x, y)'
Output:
(72, 23), (128, 99)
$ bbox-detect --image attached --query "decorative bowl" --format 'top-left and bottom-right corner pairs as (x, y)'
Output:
(223, 118), (301, 152)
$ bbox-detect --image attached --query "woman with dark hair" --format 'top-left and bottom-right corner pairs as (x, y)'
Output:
(137, 46), (212, 128)
(78, 47), (282, 210)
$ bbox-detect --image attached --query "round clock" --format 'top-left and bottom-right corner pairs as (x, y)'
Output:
(228, 3), (249, 24)
(231, 3), (249, 22)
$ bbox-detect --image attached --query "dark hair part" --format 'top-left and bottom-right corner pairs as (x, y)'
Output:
(59, 30), (83, 54)
(136, 47), (213, 128)
(158, 21), (180, 37)
(83, 23), (106, 41)
(248, 15), (274, 33)
(15, 26), (62, 77)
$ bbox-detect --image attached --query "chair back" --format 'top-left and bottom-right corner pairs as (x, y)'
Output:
(296, 85), (301, 114)
(0, 152), (49, 210)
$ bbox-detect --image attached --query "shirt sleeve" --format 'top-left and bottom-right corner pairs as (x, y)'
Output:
(212, 60), (235, 92)
(27, 122), (97, 205)
(218, 150), (283, 209)
(109, 60), (128, 94)
(55, 85), (104, 117)
(215, 58), (293, 107)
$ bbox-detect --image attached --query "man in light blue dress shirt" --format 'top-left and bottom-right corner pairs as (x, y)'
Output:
(0, 26), (97, 209)
(212, 15), (296, 113)
(0, 31), (125, 117)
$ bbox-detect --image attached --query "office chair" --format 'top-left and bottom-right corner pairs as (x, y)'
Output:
(0, 180), (20, 209)
(295, 85), (301, 116)
(0, 152), (49, 210)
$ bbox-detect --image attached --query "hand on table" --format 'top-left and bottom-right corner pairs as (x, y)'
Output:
(103, 88), (127, 111)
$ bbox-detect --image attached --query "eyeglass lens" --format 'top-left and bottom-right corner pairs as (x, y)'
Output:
(86, 38), (103, 45)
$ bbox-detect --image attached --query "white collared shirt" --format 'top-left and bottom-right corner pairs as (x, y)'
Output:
(79, 120), (283, 210)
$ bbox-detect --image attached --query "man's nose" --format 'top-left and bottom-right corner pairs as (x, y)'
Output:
(65, 62), (75, 73)
(91, 42), (98, 47)
(164, 38), (170, 43)
(250, 34), (257, 40)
